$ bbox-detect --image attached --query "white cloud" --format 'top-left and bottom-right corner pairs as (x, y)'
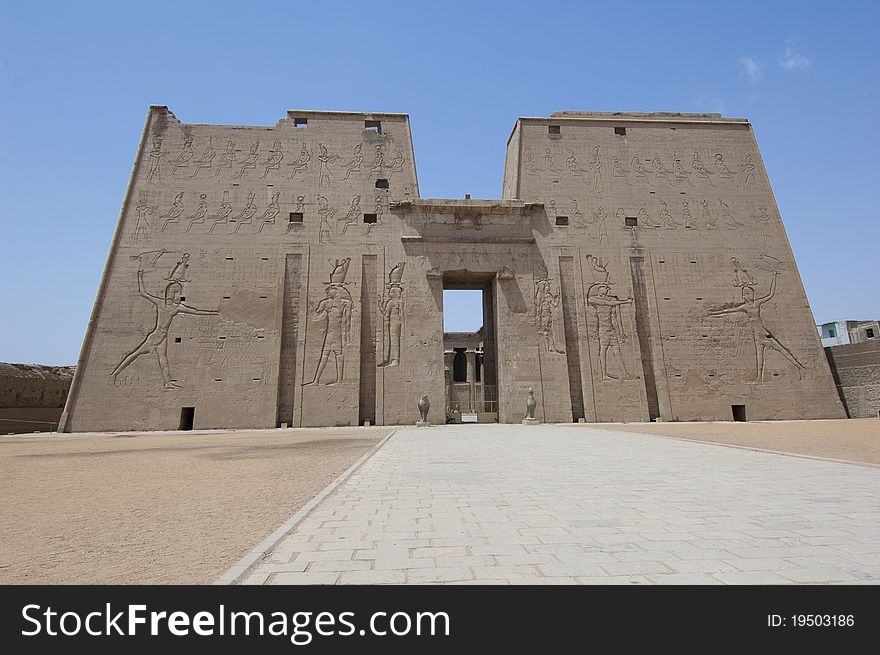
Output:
(738, 56), (764, 82)
(778, 40), (811, 71)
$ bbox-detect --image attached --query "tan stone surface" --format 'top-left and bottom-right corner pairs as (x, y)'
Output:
(0, 427), (388, 583)
(61, 108), (845, 431)
(591, 419), (880, 463)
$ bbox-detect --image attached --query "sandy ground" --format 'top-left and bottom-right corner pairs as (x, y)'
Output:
(0, 427), (389, 584)
(593, 418), (880, 464)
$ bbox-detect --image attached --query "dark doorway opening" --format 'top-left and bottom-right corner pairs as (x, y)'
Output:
(179, 407), (195, 430)
(731, 405), (747, 422)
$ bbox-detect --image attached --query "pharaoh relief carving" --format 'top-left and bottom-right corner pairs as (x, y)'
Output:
(752, 207), (775, 246)
(692, 151), (714, 185)
(658, 199), (680, 229)
(232, 191), (258, 233)
(214, 140), (236, 178)
(523, 146), (539, 173)
(534, 277), (564, 353)
(651, 155), (673, 185)
(585, 255), (637, 382)
(565, 149), (586, 177)
(708, 256), (804, 381)
(544, 149), (560, 175)
(184, 194), (209, 232)
(190, 138), (215, 178)
(147, 137), (166, 184)
(339, 195), (361, 235)
(720, 200), (743, 230)
(287, 195), (306, 233)
(740, 153), (757, 194)
(286, 142), (311, 180)
(611, 155), (632, 185)
(368, 145), (385, 175)
(259, 141), (284, 179)
(317, 143), (339, 188)
(714, 153), (737, 186)
(366, 191), (387, 236)
(673, 156), (695, 187)
(159, 192), (185, 232)
(235, 142), (260, 179)
(589, 146), (604, 192)
(257, 192), (280, 233)
(170, 136), (195, 176)
(111, 252), (219, 390)
(341, 145), (363, 181)
(387, 147), (405, 177)
(134, 190), (157, 240)
(630, 155), (651, 185)
(378, 263), (406, 367)
(317, 195), (335, 244)
(208, 191), (233, 233)
(304, 258), (353, 386)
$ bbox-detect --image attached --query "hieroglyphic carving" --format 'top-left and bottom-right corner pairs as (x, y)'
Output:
(317, 143), (339, 188)
(259, 141), (284, 179)
(714, 153), (738, 185)
(147, 137), (166, 184)
(534, 278), (564, 353)
(708, 258), (804, 381)
(387, 147), (405, 177)
(339, 195), (362, 235)
(317, 195), (334, 243)
(287, 195), (306, 233)
(591, 205), (609, 244)
(673, 156), (695, 187)
(341, 144), (363, 181)
(585, 255), (636, 381)
(630, 155), (651, 185)
(692, 151), (714, 185)
(365, 191), (386, 236)
(544, 148), (560, 174)
(681, 198), (694, 230)
(111, 255), (218, 389)
(134, 190), (157, 240)
(214, 140), (236, 178)
(740, 153), (756, 194)
(235, 142), (260, 179)
(185, 194), (209, 232)
(658, 199), (679, 229)
(589, 146), (603, 192)
(651, 156), (673, 185)
(232, 191), (258, 233)
(207, 191), (233, 233)
(720, 200), (743, 230)
(377, 262), (405, 367)
(257, 192), (280, 233)
(368, 145), (385, 174)
(286, 142), (311, 180)
(170, 136), (194, 176)
(752, 207), (774, 246)
(304, 258), (352, 386)
(159, 192), (185, 232)
(611, 155), (631, 185)
(523, 146), (539, 173)
(700, 199), (719, 229)
(191, 139), (215, 178)
(565, 149), (586, 177)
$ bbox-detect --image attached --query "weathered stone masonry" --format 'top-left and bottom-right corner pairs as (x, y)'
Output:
(60, 107), (845, 431)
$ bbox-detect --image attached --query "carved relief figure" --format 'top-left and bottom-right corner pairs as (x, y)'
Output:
(317, 143), (339, 188)
(708, 262), (805, 381)
(565, 150), (585, 177)
(714, 153), (738, 185)
(740, 153), (756, 194)
(214, 140), (236, 178)
(752, 207), (774, 246)
(235, 141), (260, 179)
(611, 155), (632, 185)
(523, 146), (538, 173)
(692, 151), (714, 184)
(365, 191), (386, 236)
(317, 195), (334, 243)
(287, 195), (305, 233)
(544, 149), (560, 174)
(534, 278), (564, 353)
(190, 139), (216, 178)
(368, 145), (385, 174)
(170, 136), (194, 176)
(259, 141), (284, 179)
(185, 194), (209, 232)
(341, 144), (363, 181)
(630, 156), (651, 184)
(673, 157), (694, 187)
(682, 198), (694, 229)
(257, 192), (280, 233)
(207, 190), (233, 233)
(589, 146), (603, 192)
(591, 205), (609, 244)
(720, 200), (742, 229)
(387, 147), (405, 177)
(339, 195), (361, 235)
(134, 190), (156, 240)
(111, 261), (218, 390)
(586, 282), (636, 381)
(286, 142), (311, 180)
(304, 258), (352, 386)
(700, 199), (718, 229)
(233, 191), (258, 233)
(147, 137), (166, 183)
(658, 199), (679, 229)
(378, 262), (406, 367)
(651, 156), (673, 184)
(159, 192), (185, 232)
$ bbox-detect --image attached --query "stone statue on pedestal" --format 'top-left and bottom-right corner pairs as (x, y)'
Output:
(417, 394), (430, 426)
(522, 387), (540, 425)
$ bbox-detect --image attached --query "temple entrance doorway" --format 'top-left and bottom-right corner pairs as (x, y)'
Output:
(442, 273), (498, 423)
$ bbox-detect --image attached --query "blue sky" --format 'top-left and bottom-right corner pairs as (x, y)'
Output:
(1, 0), (877, 363)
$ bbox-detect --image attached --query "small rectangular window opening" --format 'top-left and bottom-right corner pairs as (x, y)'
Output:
(375, 178), (389, 189)
(549, 125), (561, 135)
(828, 328), (836, 337)
(732, 405), (747, 422)
(363, 213), (378, 224)
(289, 212), (304, 223)
(293, 117), (308, 127)
(174, 337), (182, 343)
(625, 216), (638, 227)
(179, 296), (186, 301)
(867, 328), (875, 338)
(365, 120), (382, 133)
(614, 127), (626, 136)
(179, 407), (195, 431)
(555, 215), (569, 226)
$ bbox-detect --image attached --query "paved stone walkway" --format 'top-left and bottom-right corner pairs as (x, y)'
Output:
(239, 424), (880, 585)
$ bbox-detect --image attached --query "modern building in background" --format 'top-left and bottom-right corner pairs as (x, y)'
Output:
(818, 319), (879, 347)
(60, 106), (846, 431)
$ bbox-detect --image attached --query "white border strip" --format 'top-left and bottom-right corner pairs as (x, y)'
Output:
(213, 428), (398, 585)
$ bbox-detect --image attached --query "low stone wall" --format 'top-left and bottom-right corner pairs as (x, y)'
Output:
(0, 363), (75, 433)
(824, 342), (880, 418)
